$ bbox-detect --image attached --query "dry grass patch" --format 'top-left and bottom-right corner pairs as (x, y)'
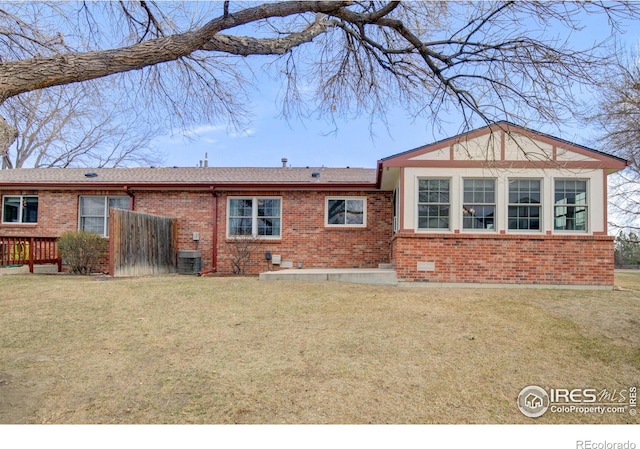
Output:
(0, 273), (638, 424)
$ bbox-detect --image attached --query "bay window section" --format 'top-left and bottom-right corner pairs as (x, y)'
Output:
(417, 179), (450, 230)
(392, 187), (400, 233)
(463, 179), (496, 230)
(508, 180), (541, 231)
(554, 180), (587, 231)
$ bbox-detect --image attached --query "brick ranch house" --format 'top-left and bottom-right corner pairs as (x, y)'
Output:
(0, 122), (628, 286)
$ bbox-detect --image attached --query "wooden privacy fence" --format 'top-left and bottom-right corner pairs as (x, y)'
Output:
(0, 236), (62, 272)
(109, 209), (178, 277)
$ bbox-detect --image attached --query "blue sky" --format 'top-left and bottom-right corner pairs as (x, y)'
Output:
(149, 101), (453, 169)
(149, 5), (640, 170)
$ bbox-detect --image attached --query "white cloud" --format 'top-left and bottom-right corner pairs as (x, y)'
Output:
(229, 128), (256, 138)
(182, 124), (226, 138)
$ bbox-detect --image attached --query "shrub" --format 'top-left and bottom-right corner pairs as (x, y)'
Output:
(226, 235), (260, 274)
(57, 231), (108, 275)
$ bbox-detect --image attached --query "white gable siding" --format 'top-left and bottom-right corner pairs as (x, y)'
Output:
(402, 131), (604, 164)
(452, 133), (500, 160)
(408, 148), (450, 161)
(556, 147), (600, 162)
(503, 132), (554, 161)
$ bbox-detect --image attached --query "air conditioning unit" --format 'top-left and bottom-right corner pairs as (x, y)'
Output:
(177, 250), (201, 275)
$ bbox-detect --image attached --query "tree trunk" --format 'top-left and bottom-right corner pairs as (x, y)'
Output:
(0, 1), (350, 102)
(0, 116), (17, 169)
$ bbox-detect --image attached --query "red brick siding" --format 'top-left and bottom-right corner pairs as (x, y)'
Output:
(391, 233), (614, 286)
(0, 190), (122, 238)
(134, 191), (215, 269)
(1, 190), (126, 272)
(1, 189), (393, 275)
(3, 188), (615, 285)
(215, 191), (393, 274)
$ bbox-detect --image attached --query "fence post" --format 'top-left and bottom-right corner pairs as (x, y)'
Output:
(29, 237), (35, 273)
(56, 237), (62, 272)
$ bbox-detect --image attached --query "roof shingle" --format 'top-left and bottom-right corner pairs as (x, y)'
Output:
(0, 166), (377, 187)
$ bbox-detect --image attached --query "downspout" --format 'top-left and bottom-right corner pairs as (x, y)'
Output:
(124, 186), (135, 210)
(199, 186), (218, 275)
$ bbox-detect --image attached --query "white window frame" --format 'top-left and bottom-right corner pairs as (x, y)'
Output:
(227, 196), (282, 239)
(416, 178), (451, 231)
(462, 178), (497, 232)
(78, 195), (129, 237)
(392, 185), (400, 233)
(553, 179), (589, 233)
(325, 196), (367, 228)
(2, 195), (38, 224)
(507, 178), (543, 233)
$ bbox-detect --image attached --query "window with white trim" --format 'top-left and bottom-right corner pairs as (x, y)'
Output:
(508, 179), (541, 231)
(2, 195), (38, 224)
(392, 187), (400, 233)
(554, 179), (587, 231)
(228, 197), (281, 238)
(79, 196), (129, 236)
(463, 179), (496, 230)
(417, 178), (450, 230)
(325, 197), (366, 227)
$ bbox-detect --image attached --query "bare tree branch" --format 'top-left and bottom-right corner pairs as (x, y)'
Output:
(1, 81), (163, 168)
(0, 1), (638, 164)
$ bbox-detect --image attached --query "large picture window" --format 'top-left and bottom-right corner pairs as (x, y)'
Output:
(417, 179), (450, 230)
(463, 179), (496, 230)
(508, 179), (541, 231)
(228, 197), (281, 238)
(2, 195), (38, 224)
(554, 180), (587, 231)
(79, 196), (129, 236)
(325, 197), (366, 227)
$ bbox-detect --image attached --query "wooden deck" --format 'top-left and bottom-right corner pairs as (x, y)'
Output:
(0, 236), (62, 273)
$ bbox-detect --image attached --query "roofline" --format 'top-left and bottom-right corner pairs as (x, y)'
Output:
(381, 120), (629, 165)
(0, 181), (379, 191)
(376, 160), (384, 189)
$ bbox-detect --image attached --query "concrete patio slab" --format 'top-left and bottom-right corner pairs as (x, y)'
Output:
(259, 268), (398, 285)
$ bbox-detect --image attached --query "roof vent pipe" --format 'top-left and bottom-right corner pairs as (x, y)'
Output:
(281, 157), (288, 168)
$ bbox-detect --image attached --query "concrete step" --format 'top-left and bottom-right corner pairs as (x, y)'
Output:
(0, 264), (61, 275)
(0, 265), (29, 275)
(259, 268), (398, 286)
(33, 264), (60, 274)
